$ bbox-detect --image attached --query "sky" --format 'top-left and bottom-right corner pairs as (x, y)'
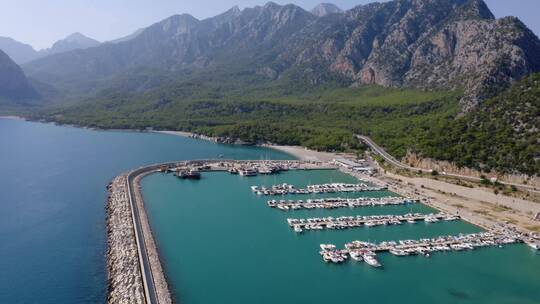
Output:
(0, 0), (539, 50)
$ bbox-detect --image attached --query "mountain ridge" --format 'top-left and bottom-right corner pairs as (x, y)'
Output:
(22, 0), (540, 110)
(0, 32), (100, 64)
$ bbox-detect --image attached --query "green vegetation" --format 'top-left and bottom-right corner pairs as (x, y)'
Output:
(35, 73), (539, 176)
(417, 73), (540, 176)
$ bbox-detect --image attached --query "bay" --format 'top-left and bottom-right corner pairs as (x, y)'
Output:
(0, 118), (292, 303)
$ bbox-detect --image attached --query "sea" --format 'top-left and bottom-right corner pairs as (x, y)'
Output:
(0, 118), (291, 303)
(1, 118), (539, 303)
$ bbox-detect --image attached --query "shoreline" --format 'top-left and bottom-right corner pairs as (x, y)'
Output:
(154, 130), (348, 163)
(0, 115), (25, 120)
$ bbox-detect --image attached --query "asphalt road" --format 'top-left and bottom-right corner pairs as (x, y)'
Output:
(355, 135), (539, 194)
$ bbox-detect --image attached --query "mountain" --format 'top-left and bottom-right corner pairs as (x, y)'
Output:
(23, 0), (540, 110)
(40, 32), (100, 57)
(0, 50), (39, 103)
(0, 37), (38, 64)
(0, 33), (99, 65)
(416, 73), (540, 175)
(108, 28), (145, 44)
(310, 3), (344, 16)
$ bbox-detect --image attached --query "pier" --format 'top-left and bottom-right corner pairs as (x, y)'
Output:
(267, 196), (416, 211)
(319, 231), (526, 266)
(251, 182), (387, 196)
(287, 212), (459, 232)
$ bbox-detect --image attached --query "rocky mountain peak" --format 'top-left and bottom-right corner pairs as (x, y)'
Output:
(311, 3), (344, 17)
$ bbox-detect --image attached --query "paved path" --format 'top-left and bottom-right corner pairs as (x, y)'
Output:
(355, 135), (540, 194)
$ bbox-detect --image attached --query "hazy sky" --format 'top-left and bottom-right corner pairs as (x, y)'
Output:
(1, 0), (539, 50)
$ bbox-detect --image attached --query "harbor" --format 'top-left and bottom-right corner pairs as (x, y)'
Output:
(139, 160), (540, 304)
(287, 212), (460, 233)
(267, 196), (417, 211)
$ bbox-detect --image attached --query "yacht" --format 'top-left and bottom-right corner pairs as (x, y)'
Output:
(258, 167), (273, 174)
(363, 254), (382, 268)
(349, 251), (363, 262)
(389, 249), (409, 256)
(239, 168), (258, 176)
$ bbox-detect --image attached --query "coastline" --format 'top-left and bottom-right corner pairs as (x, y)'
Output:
(0, 115), (25, 120)
(154, 130), (345, 163)
(156, 129), (540, 233)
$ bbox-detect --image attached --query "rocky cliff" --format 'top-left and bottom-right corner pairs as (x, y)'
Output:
(23, 0), (540, 109)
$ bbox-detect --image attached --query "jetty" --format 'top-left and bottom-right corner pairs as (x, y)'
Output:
(287, 212), (459, 232)
(319, 230), (526, 266)
(251, 182), (387, 196)
(267, 196), (416, 211)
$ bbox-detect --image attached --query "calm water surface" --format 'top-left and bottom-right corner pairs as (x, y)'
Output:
(0, 118), (292, 303)
(142, 170), (540, 304)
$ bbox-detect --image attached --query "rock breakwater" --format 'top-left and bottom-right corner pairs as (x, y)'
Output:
(106, 175), (145, 304)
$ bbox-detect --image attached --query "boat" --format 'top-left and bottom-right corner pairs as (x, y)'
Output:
(320, 244), (336, 251)
(258, 167), (273, 174)
(294, 225), (303, 233)
(389, 249), (409, 256)
(527, 242), (540, 250)
(363, 254), (382, 268)
(228, 168), (239, 174)
(177, 169), (201, 179)
(349, 251), (363, 262)
(239, 168), (258, 176)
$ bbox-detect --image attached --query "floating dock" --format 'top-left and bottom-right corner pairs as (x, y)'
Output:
(267, 196), (416, 211)
(251, 182), (387, 196)
(287, 212), (459, 233)
(320, 231), (525, 266)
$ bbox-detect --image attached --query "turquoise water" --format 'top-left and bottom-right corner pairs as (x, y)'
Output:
(0, 118), (292, 303)
(142, 170), (540, 304)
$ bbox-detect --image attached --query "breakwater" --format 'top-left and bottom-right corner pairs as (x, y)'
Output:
(107, 169), (172, 304)
(107, 159), (332, 303)
(106, 175), (145, 303)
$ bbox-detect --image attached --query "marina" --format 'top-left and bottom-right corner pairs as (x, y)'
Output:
(267, 196), (417, 211)
(287, 212), (460, 233)
(141, 163), (540, 304)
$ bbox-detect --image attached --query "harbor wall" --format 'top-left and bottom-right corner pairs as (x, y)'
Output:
(106, 175), (146, 303)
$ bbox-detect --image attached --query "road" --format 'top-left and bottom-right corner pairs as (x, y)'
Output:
(355, 135), (540, 194)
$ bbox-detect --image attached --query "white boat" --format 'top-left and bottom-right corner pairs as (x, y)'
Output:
(258, 167), (273, 174)
(527, 242), (540, 250)
(363, 254), (382, 267)
(349, 251), (363, 262)
(239, 169), (258, 176)
(389, 249), (409, 256)
(294, 225), (303, 233)
(320, 244), (336, 251)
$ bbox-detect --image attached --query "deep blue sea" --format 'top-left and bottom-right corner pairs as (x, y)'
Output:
(0, 118), (293, 303)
